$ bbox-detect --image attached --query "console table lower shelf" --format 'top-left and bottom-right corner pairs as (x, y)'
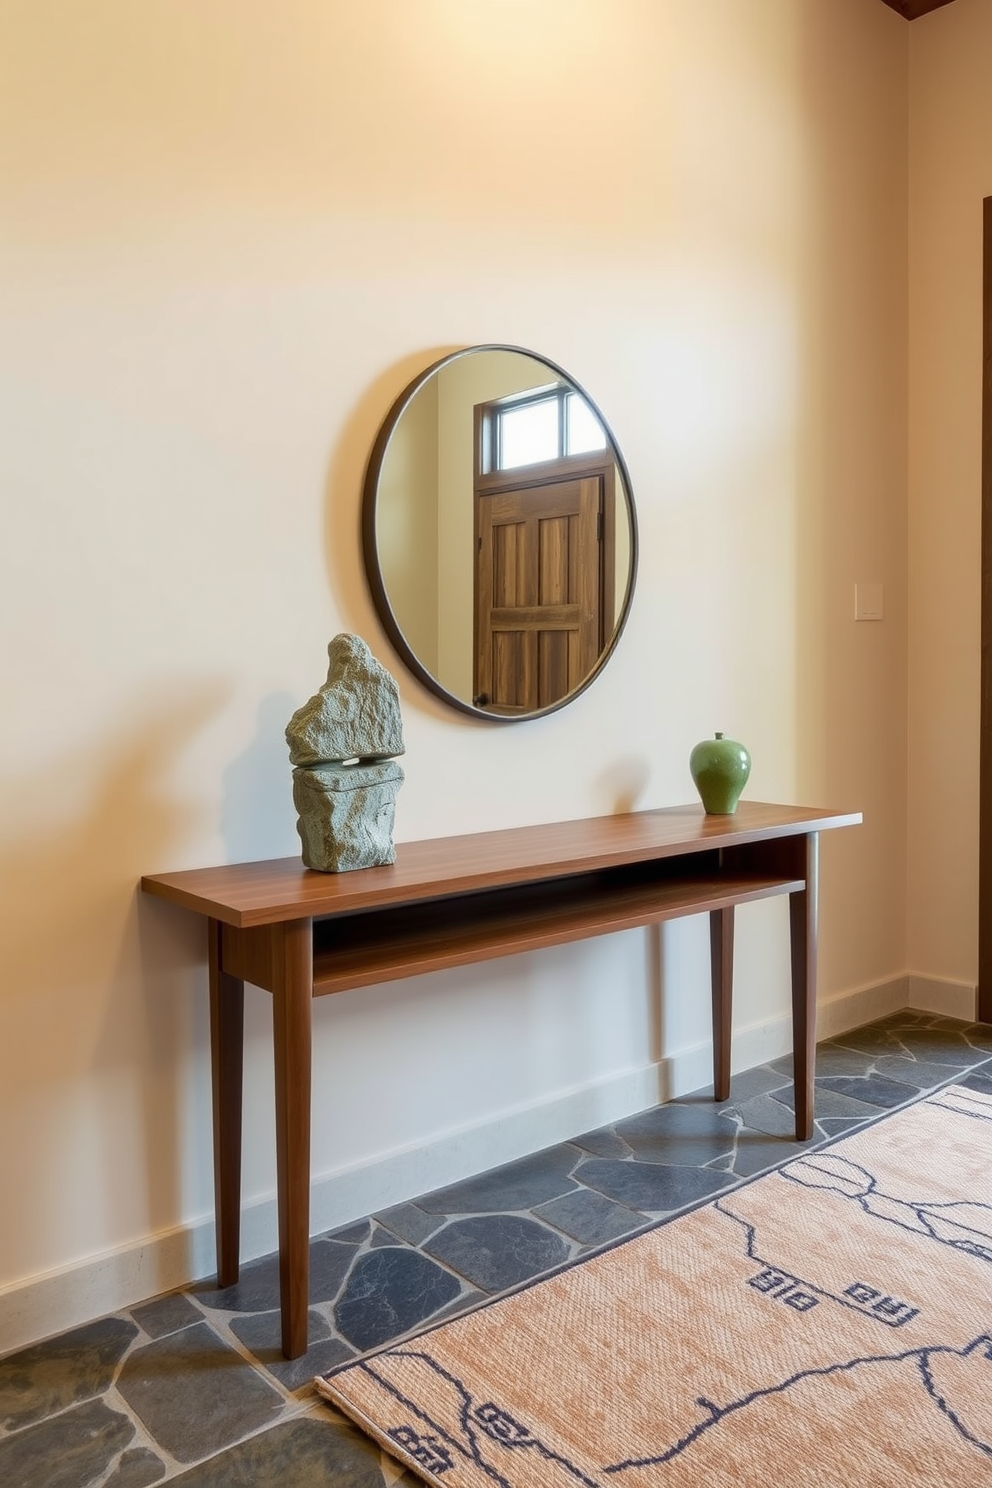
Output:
(141, 800), (860, 1358)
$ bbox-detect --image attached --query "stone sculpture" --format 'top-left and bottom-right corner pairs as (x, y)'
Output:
(286, 634), (405, 872)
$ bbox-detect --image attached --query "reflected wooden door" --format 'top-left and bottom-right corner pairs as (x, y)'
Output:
(474, 475), (605, 713)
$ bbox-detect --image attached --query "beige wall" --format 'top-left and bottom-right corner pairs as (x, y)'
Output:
(907, 0), (992, 988)
(0, 0), (911, 1327)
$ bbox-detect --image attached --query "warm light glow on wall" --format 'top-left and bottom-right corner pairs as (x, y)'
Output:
(417, 0), (615, 77)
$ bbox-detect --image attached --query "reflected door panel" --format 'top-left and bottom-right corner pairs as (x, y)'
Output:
(476, 476), (603, 714)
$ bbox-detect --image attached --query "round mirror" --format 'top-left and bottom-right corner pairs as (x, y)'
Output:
(362, 345), (637, 720)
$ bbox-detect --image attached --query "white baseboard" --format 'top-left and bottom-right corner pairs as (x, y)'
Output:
(906, 973), (977, 1021)
(663, 975), (913, 1098)
(0, 1059), (667, 1357)
(816, 974), (912, 1038)
(0, 1221), (218, 1361)
(653, 971), (981, 1099)
(0, 969), (980, 1357)
(307, 1058), (669, 1236)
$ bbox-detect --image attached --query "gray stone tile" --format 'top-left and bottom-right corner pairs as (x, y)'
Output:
(888, 1028), (986, 1066)
(131, 1292), (202, 1340)
(0, 1396), (136, 1488)
(817, 1073), (922, 1109)
(613, 1103), (738, 1166)
(324, 1219), (371, 1244)
(115, 1320), (284, 1465)
(772, 1043), (876, 1079)
(424, 1289), (488, 1326)
(104, 1447), (168, 1487)
(568, 1127), (631, 1159)
(373, 1202), (445, 1246)
(730, 1133), (816, 1178)
(810, 1043), (879, 1077)
(964, 1022), (992, 1048)
(196, 1239), (355, 1313)
(168, 1412), (386, 1486)
(816, 1117), (868, 1140)
(369, 1226), (400, 1249)
(575, 1157), (733, 1212)
(702, 1151), (737, 1173)
(724, 1064), (794, 1101)
(535, 1188), (647, 1246)
(193, 1254), (281, 1315)
(308, 1240), (364, 1303)
(0, 1315), (137, 1431)
(730, 1091), (803, 1137)
(230, 1309), (355, 1392)
(334, 1247), (461, 1352)
(423, 1215), (570, 1292)
(872, 1010), (935, 1030)
(871, 1054), (974, 1089)
(678, 1064), (791, 1106)
(767, 1085), (882, 1121)
(415, 1144), (582, 1214)
(831, 1027), (908, 1058)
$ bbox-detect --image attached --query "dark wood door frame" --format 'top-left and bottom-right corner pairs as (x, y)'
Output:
(878, 0), (957, 20)
(979, 196), (992, 1022)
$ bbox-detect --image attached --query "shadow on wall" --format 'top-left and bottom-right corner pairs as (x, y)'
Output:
(0, 681), (228, 1255)
(594, 756), (651, 815)
(220, 690), (299, 863)
(321, 346), (485, 729)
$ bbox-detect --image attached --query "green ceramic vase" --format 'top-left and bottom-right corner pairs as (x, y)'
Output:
(689, 732), (751, 815)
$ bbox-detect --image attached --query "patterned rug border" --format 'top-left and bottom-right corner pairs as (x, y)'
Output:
(317, 1062), (982, 1385)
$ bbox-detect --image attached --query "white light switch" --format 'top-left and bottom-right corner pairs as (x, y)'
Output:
(855, 583), (884, 621)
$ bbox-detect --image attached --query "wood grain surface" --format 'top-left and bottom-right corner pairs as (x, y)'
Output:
(141, 801), (861, 928)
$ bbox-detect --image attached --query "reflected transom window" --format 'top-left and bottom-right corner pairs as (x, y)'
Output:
(495, 385), (606, 471)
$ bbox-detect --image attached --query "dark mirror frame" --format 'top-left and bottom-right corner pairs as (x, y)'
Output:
(361, 344), (639, 721)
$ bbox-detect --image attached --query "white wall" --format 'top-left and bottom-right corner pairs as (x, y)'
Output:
(907, 0), (992, 991)
(0, 0), (911, 1340)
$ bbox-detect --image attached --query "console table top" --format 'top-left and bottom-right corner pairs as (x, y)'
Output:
(141, 800), (861, 929)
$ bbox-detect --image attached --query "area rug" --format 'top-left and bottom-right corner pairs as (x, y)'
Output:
(316, 1086), (992, 1487)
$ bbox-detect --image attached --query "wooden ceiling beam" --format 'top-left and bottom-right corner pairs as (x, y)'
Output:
(878, 0), (957, 19)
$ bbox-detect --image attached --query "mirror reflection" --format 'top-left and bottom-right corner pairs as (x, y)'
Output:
(364, 346), (637, 719)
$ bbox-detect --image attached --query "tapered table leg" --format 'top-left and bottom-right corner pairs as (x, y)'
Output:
(208, 919), (244, 1288)
(709, 906), (735, 1102)
(271, 917), (313, 1360)
(789, 833), (819, 1141)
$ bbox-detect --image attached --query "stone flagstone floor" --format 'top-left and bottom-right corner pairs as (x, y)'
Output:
(2, 1009), (991, 1487)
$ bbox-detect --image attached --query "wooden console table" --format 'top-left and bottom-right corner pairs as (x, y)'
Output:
(141, 800), (859, 1358)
